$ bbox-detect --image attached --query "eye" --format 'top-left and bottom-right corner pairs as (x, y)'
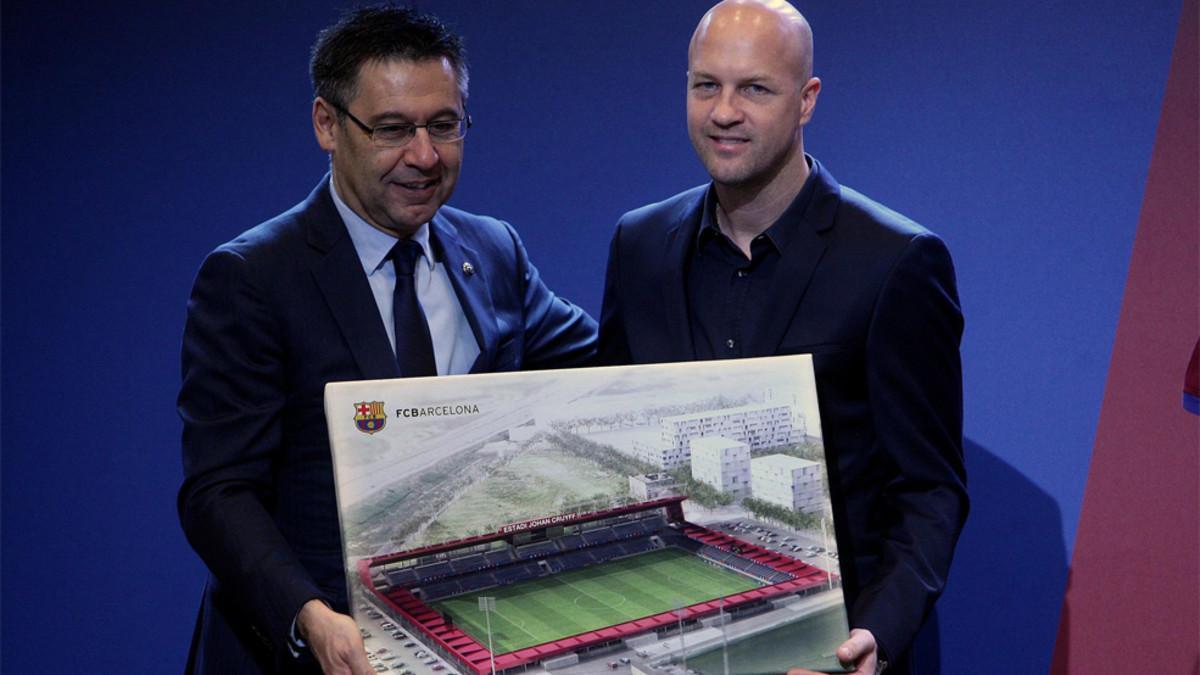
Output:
(691, 81), (719, 94)
(743, 84), (771, 96)
(373, 123), (415, 141)
(426, 120), (461, 139)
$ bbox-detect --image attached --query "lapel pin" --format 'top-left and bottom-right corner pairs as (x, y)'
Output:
(462, 261), (475, 276)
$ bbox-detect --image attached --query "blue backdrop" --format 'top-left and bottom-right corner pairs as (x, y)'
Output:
(1, 1), (1182, 672)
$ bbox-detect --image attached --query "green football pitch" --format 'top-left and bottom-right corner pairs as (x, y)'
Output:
(428, 547), (762, 653)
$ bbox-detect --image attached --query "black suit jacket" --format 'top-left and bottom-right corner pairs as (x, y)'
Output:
(178, 178), (596, 673)
(598, 161), (967, 669)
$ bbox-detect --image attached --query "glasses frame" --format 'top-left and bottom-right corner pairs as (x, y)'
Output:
(329, 100), (472, 147)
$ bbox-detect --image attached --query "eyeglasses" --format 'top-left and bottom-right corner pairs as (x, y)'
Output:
(330, 101), (471, 147)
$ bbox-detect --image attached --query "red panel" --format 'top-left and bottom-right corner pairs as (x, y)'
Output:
(1050, 1), (1199, 671)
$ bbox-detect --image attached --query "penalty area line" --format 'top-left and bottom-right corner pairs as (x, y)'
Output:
(487, 604), (542, 644)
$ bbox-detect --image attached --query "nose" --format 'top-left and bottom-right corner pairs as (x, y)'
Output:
(402, 128), (439, 171)
(710, 91), (743, 127)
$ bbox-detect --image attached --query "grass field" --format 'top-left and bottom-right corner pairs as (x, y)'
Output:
(428, 548), (762, 652)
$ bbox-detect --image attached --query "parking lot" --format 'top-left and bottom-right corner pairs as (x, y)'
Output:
(359, 602), (456, 675)
(708, 519), (839, 574)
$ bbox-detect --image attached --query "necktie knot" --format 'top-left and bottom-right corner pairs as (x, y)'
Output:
(390, 239), (424, 277)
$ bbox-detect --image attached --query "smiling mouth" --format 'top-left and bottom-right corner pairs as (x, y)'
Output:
(709, 134), (750, 147)
(395, 178), (440, 190)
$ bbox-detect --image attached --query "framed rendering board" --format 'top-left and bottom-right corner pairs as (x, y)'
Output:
(326, 356), (851, 675)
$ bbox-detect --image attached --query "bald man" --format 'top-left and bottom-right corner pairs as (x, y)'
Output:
(598, 2), (968, 673)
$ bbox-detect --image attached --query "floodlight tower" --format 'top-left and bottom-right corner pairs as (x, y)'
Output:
(673, 601), (688, 673)
(719, 596), (730, 675)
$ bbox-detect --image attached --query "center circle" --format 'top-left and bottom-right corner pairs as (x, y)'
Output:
(573, 589), (629, 610)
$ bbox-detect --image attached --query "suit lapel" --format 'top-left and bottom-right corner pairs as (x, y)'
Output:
(746, 166), (840, 356)
(430, 214), (496, 373)
(662, 192), (704, 361)
(302, 177), (401, 381)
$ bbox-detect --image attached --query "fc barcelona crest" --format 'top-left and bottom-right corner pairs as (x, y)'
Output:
(353, 401), (387, 434)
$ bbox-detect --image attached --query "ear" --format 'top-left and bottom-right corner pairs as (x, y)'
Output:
(313, 97), (339, 153)
(798, 77), (821, 126)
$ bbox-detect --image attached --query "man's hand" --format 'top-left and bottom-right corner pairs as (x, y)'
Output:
(786, 628), (879, 675)
(297, 599), (373, 675)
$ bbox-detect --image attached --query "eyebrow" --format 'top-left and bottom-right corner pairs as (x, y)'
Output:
(369, 107), (464, 124)
(689, 69), (776, 85)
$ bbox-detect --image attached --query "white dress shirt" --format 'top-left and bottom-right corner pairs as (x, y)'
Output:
(330, 178), (480, 375)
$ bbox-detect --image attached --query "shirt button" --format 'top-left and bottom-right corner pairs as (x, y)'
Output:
(726, 339), (736, 349)
(736, 270), (747, 278)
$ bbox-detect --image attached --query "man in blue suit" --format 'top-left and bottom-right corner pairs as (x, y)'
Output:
(178, 7), (595, 674)
(599, 2), (967, 673)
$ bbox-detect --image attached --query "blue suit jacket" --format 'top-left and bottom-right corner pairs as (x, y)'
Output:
(598, 162), (967, 671)
(178, 178), (596, 673)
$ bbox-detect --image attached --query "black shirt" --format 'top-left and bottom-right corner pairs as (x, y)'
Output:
(687, 160), (820, 359)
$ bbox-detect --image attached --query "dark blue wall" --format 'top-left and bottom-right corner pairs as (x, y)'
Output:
(1, 2), (1181, 672)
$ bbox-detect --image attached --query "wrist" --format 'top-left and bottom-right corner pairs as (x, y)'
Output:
(296, 598), (333, 641)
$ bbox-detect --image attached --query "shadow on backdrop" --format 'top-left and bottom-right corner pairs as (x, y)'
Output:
(912, 437), (1068, 674)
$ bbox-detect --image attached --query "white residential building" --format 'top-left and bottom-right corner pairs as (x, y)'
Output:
(626, 403), (803, 470)
(630, 436), (690, 469)
(751, 454), (824, 514)
(690, 436), (751, 496)
(649, 403), (801, 468)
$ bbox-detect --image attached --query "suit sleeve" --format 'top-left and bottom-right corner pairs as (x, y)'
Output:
(598, 221), (634, 366)
(853, 233), (969, 660)
(504, 223), (598, 369)
(177, 248), (323, 653)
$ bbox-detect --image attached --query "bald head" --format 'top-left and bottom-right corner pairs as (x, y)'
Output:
(690, 0), (813, 82)
(685, 0), (821, 203)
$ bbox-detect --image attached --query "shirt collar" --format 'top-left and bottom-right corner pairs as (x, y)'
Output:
(329, 174), (435, 276)
(696, 188), (723, 252)
(696, 154), (820, 255)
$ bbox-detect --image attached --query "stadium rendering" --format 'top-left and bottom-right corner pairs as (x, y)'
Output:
(357, 496), (837, 674)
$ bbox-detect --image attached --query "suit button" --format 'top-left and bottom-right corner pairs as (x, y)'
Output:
(726, 339), (736, 349)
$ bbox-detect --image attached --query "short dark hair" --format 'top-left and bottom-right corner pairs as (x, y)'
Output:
(309, 5), (469, 109)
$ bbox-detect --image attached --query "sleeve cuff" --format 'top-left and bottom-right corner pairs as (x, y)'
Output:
(287, 614), (308, 658)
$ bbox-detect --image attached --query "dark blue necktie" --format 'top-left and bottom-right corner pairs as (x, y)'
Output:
(390, 239), (437, 377)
